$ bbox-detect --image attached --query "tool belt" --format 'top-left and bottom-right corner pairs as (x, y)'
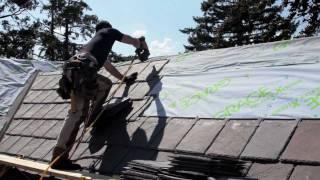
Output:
(57, 52), (99, 99)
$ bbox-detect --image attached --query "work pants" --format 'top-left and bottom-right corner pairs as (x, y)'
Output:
(53, 74), (112, 159)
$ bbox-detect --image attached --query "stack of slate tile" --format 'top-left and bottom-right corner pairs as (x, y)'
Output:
(120, 154), (251, 180)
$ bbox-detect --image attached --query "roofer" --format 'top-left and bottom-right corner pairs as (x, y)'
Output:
(52, 20), (150, 170)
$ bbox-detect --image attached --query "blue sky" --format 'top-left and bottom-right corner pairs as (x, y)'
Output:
(85, 0), (203, 56)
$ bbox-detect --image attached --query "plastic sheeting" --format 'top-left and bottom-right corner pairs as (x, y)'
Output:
(0, 58), (58, 116)
(144, 37), (320, 119)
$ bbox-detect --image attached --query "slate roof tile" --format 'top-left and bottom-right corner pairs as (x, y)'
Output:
(0, 135), (20, 153)
(43, 104), (69, 119)
(241, 120), (297, 161)
(138, 60), (168, 81)
(17, 138), (46, 157)
(98, 146), (129, 174)
(206, 120), (258, 158)
(32, 104), (56, 118)
(29, 139), (56, 160)
(281, 120), (320, 164)
(108, 83), (138, 99)
(20, 120), (44, 136)
(32, 75), (56, 89)
(153, 151), (175, 162)
(7, 137), (33, 155)
(32, 120), (58, 138)
(6, 120), (22, 133)
(177, 119), (225, 154)
(106, 117), (146, 146)
(42, 90), (59, 102)
(129, 82), (153, 99)
(24, 91), (42, 102)
(114, 148), (156, 173)
(9, 120), (33, 135)
(247, 163), (293, 180)
(14, 104), (33, 118)
(32, 91), (52, 103)
(289, 165), (320, 180)
(31, 75), (47, 89)
(130, 117), (170, 148)
(70, 142), (89, 160)
(42, 120), (62, 139)
(150, 118), (196, 151)
(22, 104), (45, 118)
(45, 75), (60, 89)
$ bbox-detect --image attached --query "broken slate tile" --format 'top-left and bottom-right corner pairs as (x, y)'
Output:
(241, 120), (297, 161)
(289, 165), (320, 180)
(247, 163), (293, 180)
(17, 138), (46, 157)
(7, 137), (33, 155)
(42, 90), (59, 103)
(206, 120), (258, 158)
(150, 118), (196, 151)
(177, 119), (225, 154)
(281, 120), (320, 163)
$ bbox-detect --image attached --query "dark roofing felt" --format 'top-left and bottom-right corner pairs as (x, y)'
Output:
(1, 58), (320, 179)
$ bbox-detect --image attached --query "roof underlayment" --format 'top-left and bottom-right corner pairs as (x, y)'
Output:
(145, 36), (320, 119)
(0, 37), (320, 179)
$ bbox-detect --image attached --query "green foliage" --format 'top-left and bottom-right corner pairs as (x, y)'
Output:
(181, 0), (298, 51)
(284, 0), (320, 37)
(40, 0), (98, 61)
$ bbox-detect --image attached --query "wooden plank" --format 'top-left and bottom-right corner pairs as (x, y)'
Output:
(0, 154), (91, 180)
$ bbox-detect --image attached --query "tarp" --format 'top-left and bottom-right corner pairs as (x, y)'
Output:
(0, 58), (58, 116)
(144, 37), (320, 119)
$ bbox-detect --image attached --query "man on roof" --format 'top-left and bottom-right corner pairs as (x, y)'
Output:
(52, 20), (149, 170)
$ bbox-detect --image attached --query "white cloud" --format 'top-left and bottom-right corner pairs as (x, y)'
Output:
(132, 30), (147, 37)
(150, 38), (175, 57)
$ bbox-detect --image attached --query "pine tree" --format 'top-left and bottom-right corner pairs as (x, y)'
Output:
(284, 0), (320, 37)
(39, 0), (98, 61)
(181, 0), (297, 51)
(0, 0), (39, 59)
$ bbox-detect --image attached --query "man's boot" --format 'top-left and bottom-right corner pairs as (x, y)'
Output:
(51, 147), (82, 170)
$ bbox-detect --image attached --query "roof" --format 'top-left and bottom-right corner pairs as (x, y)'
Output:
(1, 38), (320, 179)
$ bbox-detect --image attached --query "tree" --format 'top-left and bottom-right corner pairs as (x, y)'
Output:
(284, 0), (320, 37)
(0, 0), (39, 59)
(181, 0), (297, 51)
(39, 0), (98, 61)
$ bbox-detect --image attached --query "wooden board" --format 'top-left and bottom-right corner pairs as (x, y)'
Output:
(0, 154), (91, 180)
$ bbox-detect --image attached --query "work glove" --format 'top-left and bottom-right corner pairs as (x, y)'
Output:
(124, 72), (138, 85)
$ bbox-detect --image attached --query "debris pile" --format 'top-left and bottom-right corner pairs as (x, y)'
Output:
(120, 154), (252, 180)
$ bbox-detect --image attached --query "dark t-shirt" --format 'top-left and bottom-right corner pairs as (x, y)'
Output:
(80, 28), (124, 68)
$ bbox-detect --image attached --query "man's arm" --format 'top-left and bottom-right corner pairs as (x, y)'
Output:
(120, 34), (149, 49)
(104, 60), (124, 80)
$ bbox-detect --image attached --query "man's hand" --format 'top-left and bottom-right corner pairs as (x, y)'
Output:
(124, 72), (138, 85)
(120, 34), (150, 61)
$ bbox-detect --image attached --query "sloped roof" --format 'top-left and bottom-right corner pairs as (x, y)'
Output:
(1, 38), (320, 179)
